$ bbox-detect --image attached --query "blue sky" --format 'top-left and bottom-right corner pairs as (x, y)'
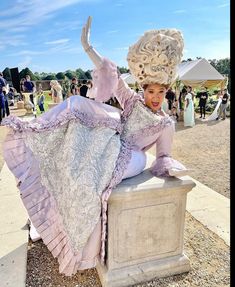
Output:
(0, 0), (230, 73)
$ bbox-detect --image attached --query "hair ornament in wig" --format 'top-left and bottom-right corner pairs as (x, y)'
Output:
(127, 28), (184, 86)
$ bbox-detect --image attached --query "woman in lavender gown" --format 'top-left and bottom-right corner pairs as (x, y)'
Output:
(1, 16), (188, 276)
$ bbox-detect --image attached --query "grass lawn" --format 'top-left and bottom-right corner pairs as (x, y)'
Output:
(35, 90), (52, 116)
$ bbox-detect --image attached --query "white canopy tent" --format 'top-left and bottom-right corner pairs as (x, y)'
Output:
(120, 73), (137, 85)
(177, 58), (226, 88)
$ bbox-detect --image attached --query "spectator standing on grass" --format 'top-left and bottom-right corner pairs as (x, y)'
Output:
(165, 87), (176, 115)
(36, 83), (45, 113)
(161, 97), (169, 114)
(79, 79), (89, 97)
(171, 98), (179, 122)
(197, 87), (208, 119)
(70, 77), (80, 96)
(216, 88), (230, 120)
(7, 87), (15, 106)
(61, 77), (70, 100)
(184, 86), (195, 127)
(179, 87), (187, 110)
(24, 75), (35, 107)
(0, 72), (8, 123)
(50, 80), (63, 103)
(19, 78), (26, 101)
(3, 88), (10, 117)
(86, 80), (94, 98)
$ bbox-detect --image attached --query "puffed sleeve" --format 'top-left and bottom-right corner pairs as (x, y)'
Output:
(149, 123), (188, 177)
(115, 76), (137, 109)
(91, 58), (118, 103)
(91, 57), (138, 109)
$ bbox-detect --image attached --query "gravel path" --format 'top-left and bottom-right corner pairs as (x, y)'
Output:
(0, 113), (230, 287)
(171, 117), (230, 199)
(25, 213), (229, 287)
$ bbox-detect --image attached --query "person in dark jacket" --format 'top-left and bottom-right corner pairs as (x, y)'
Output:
(0, 72), (8, 123)
(197, 87), (208, 119)
(165, 87), (176, 115)
(79, 80), (88, 97)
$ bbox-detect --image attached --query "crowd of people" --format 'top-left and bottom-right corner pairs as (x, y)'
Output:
(0, 73), (94, 120)
(159, 85), (229, 127)
(0, 72), (230, 125)
(0, 72), (10, 123)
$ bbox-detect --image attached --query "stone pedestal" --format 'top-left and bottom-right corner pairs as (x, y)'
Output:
(96, 153), (195, 287)
(48, 103), (59, 109)
(22, 93), (34, 114)
(16, 101), (24, 109)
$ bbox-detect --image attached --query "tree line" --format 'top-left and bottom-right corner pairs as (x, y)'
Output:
(1, 66), (129, 82)
(1, 58), (230, 86)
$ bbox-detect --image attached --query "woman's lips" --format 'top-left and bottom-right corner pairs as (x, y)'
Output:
(151, 102), (159, 107)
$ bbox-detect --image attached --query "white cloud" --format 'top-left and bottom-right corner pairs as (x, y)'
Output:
(0, 35), (26, 50)
(0, 1), (83, 30)
(9, 43), (83, 57)
(0, 0), (85, 51)
(53, 20), (82, 31)
(10, 50), (46, 56)
(45, 39), (70, 45)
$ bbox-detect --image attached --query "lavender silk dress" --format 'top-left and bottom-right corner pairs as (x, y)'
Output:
(2, 58), (186, 276)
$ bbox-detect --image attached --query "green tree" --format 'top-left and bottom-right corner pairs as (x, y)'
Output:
(84, 70), (92, 79)
(2, 67), (12, 81)
(208, 58), (230, 91)
(33, 72), (41, 80)
(118, 66), (129, 74)
(208, 58), (230, 75)
(42, 74), (57, 80)
(19, 67), (37, 80)
(56, 72), (65, 80)
(216, 58), (230, 75)
(64, 70), (76, 80)
(76, 68), (87, 79)
(39, 72), (48, 79)
(61, 76), (71, 98)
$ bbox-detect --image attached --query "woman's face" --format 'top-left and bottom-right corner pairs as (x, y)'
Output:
(144, 83), (168, 112)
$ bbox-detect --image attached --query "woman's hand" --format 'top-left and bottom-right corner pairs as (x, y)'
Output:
(80, 16), (103, 68)
(81, 16), (92, 51)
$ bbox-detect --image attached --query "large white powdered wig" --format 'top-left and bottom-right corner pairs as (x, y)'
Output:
(127, 29), (184, 86)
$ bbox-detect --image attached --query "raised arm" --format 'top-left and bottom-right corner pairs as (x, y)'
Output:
(81, 16), (137, 107)
(81, 16), (103, 69)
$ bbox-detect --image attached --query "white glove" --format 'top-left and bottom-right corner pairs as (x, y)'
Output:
(81, 16), (103, 68)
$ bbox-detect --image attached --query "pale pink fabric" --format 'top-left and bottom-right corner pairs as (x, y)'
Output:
(1, 58), (186, 276)
(91, 58), (119, 103)
(112, 71), (185, 178)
